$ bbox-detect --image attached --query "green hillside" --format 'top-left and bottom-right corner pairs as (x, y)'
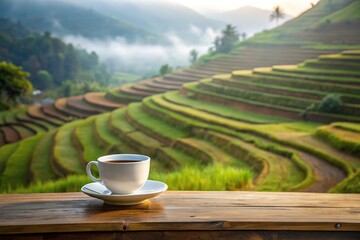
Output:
(0, 0), (159, 42)
(251, 0), (360, 45)
(316, 0), (360, 23)
(86, 0), (223, 40)
(0, 0), (359, 194)
(0, 18), (108, 96)
(1, 51), (359, 194)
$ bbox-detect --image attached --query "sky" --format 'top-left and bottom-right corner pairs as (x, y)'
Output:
(170, 0), (320, 16)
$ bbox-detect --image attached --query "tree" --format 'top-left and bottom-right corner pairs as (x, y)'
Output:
(35, 70), (54, 90)
(213, 37), (221, 52)
(159, 64), (172, 76)
(60, 80), (73, 97)
(301, 94), (343, 120)
(317, 94), (343, 114)
(189, 49), (198, 64)
(64, 44), (80, 81)
(270, 6), (285, 27)
(214, 24), (239, 53)
(240, 32), (247, 41)
(0, 61), (32, 110)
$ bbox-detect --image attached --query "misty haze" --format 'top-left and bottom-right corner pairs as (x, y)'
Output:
(63, 26), (219, 75)
(0, 0), (295, 77)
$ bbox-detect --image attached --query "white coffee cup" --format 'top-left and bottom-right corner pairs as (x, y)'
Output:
(86, 154), (150, 194)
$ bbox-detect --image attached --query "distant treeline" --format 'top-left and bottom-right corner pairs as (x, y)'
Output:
(0, 18), (109, 96)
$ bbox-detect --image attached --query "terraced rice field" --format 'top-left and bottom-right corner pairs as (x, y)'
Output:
(0, 50), (359, 194)
(0, 45), (342, 146)
(189, 53), (360, 123)
(1, 0), (360, 193)
(251, 0), (360, 45)
(105, 46), (339, 106)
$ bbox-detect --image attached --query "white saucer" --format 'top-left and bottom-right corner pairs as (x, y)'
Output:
(81, 180), (168, 205)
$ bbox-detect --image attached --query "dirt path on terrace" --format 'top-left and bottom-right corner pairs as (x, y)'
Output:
(297, 134), (360, 168)
(297, 151), (346, 192)
(274, 132), (349, 192)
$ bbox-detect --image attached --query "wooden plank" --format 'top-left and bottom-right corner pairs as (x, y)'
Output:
(1, 231), (360, 240)
(0, 191), (359, 235)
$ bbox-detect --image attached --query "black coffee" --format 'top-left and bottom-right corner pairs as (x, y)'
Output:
(106, 160), (138, 163)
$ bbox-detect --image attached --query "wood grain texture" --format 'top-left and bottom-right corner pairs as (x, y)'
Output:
(0, 191), (359, 236)
(1, 231), (360, 240)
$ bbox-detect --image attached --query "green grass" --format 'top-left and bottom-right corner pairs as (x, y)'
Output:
(30, 131), (58, 182)
(2, 0), (359, 194)
(218, 75), (360, 104)
(148, 93), (353, 184)
(143, 97), (194, 130)
(95, 113), (123, 145)
(126, 131), (162, 154)
(263, 66), (360, 84)
(106, 142), (137, 155)
(163, 91), (290, 124)
(332, 122), (360, 133)
(152, 164), (253, 191)
(308, 44), (360, 50)
(53, 120), (84, 174)
(255, 122), (323, 134)
(127, 103), (253, 172)
(147, 93), (287, 141)
(8, 164), (253, 192)
(151, 94), (254, 130)
(110, 71), (141, 87)
(184, 81), (303, 113)
(264, 132), (354, 176)
(75, 117), (106, 163)
(317, 0), (360, 24)
(0, 134), (43, 191)
(255, 153), (305, 192)
(330, 170), (360, 193)
(319, 53), (360, 61)
(94, 112), (138, 155)
(199, 81), (317, 110)
(110, 108), (136, 134)
(282, 65), (360, 77)
(0, 112), (5, 124)
(15, 111), (48, 132)
(13, 125), (34, 139)
(1, 109), (21, 123)
(188, 81), (360, 122)
(111, 108), (161, 155)
(144, 96), (310, 191)
(19, 122), (46, 135)
(0, 142), (19, 176)
(196, 51), (237, 64)
(202, 130), (311, 191)
(315, 125), (360, 156)
(6, 174), (90, 193)
(149, 146), (205, 173)
(303, 59), (360, 72)
(127, 102), (189, 141)
(155, 147), (202, 169)
(236, 71), (360, 95)
(106, 88), (142, 103)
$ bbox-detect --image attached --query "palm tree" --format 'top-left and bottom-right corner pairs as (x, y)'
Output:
(270, 6), (285, 27)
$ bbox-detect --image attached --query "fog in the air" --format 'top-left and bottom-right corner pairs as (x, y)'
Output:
(63, 26), (219, 75)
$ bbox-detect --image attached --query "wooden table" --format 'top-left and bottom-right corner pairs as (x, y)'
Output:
(0, 191), (359, 240)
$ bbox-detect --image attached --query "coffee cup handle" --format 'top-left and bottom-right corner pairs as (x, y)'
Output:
(86, 161), (101, 182)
